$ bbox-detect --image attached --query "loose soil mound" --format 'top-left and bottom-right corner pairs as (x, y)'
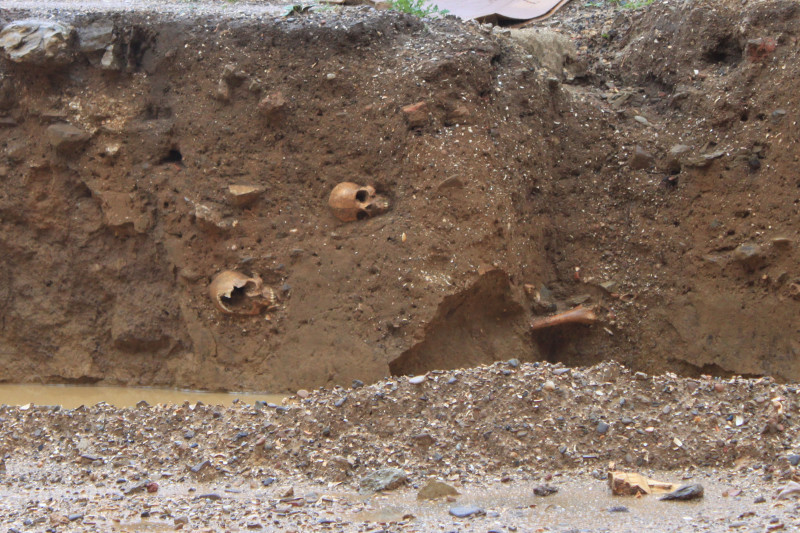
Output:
(0, 0), (798, 391)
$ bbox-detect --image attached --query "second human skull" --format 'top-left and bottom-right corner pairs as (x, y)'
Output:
(328, 182), (389, 222)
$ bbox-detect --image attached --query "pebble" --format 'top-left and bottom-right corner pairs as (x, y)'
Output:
(629, 145), (655, 170)
(533, 484), (558, 496)
(608, 506), (629, 512)
(448, 505), (485, 518)
(660, 484), (704, 501)
(409, 375), (427, 385)
(418, 480), (460, 500)
(596, 421), (610, 434)
(788, 454), (800, 466)
(508, 358), (520, 368)
(359, 467), (407, 493)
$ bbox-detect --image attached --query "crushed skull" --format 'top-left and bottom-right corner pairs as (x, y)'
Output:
(208, 270), (277, 316)
(328, 182), (389, 222)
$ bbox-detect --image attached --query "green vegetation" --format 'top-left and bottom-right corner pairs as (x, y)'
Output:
(615, 0), (655, 9)
(388, 0), (449, 17)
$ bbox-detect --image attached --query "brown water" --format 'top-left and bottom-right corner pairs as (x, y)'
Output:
(0, 383), (284, 408)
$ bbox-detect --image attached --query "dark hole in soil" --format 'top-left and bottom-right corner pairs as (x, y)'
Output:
(703, 36), (743, 65)
(161, 149), (183, 164)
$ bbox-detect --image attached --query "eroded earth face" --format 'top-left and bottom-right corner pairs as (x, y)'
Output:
(0, 0), (798, 393)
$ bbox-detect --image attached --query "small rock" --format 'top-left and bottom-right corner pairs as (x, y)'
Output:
(776, 481), (800, 500)
(401, 101), (429, 128)
(660, 484), (704, 501)
(190, 459), (210, 474)
(417, 480), (460, 500)
(352, 379), (364, 388)
(746, 37), (777, 62)
(359, 467), (407, 493)
(227, 185), (263, 208)
(173, 516), (189, 526)
(296, 389), (309, 399)
(788, 454), (800, 466)
(608, 506), (629, 513)
(214, 78), (231, 102)
(409, 375), (427, 385)
(667, 144), (691, 172)
(77, 23), (114, 53)
(733, 243), (764, 270)
(448, 505), (484, 518)
(46, 123), (91, 153)
(258, 92), (287, 121)
(196, 493), (221, 501)
(633, 115), (652, 127)
(754, 495), (766, 504)
(596, 421), (610, 435)
(0, 20), (74, 65)
(629, 145), (655, 170)
(507, 358), (520, 368)
(67, 513), (83, 522)
(533, 484), (558, 496)
(543, 380), (556, 392)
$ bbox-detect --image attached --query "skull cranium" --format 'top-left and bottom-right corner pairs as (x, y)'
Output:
(208, 270), (276, 316)
(328, 182), (389, 222)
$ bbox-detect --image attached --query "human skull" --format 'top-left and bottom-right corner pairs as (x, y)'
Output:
(328, 182), (389, 222)
(208, 270), (276, 316)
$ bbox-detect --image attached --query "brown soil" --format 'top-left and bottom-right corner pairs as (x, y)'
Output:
(1, 0), (799, 394)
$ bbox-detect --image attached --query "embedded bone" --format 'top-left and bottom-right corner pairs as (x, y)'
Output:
(227, 184), (263, 207)
(530, 305), (597, 330)
(208, 270), (276, 316)
(328, 182), (389, 222)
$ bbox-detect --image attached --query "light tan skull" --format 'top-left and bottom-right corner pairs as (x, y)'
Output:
(208, 270), (277, 316)
(328, 182), (389, 222)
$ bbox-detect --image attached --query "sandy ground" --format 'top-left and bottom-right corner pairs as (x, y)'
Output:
(2, 361), (800, 531)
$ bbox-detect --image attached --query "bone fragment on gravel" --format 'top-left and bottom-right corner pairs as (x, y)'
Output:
(530, 305), (597, 330)
(608, 471), (678, 496)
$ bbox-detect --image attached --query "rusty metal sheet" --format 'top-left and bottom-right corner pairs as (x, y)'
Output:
(432, 0), (571, 22)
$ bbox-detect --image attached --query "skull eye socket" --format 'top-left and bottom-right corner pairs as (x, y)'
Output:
(221, 285), (247, 307)
(355, 189), (369, 202)
(356, 209), (369, 220)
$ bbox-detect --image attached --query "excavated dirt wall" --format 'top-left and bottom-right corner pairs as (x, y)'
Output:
(0, 0), (799, 392)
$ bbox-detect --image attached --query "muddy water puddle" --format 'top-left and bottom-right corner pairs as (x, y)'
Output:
(0, 383), (284, 408)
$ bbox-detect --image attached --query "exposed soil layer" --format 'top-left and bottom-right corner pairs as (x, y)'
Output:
(1, 0), (799, 392)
